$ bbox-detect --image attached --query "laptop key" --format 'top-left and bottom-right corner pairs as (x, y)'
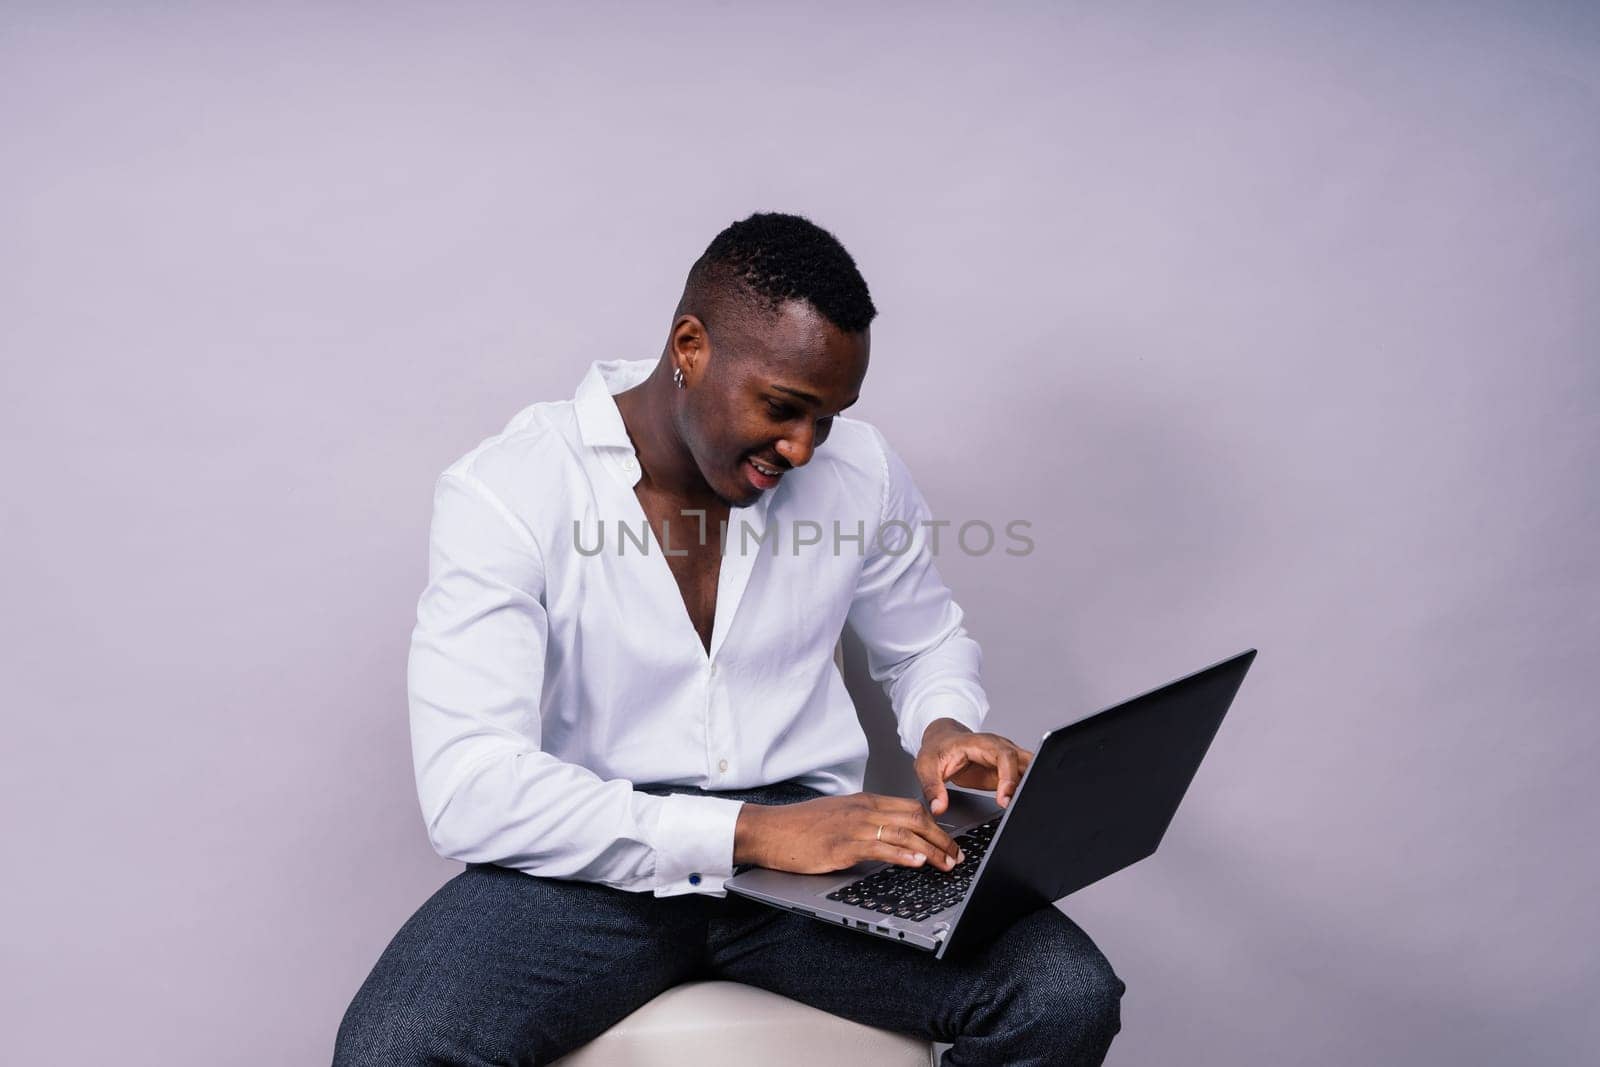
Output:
(821, 814), (998, 916)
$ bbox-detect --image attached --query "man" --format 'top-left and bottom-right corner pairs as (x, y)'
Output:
(335, 213), (1124, 1065)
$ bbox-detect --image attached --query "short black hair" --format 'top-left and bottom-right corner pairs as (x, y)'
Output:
(680, 212), (877, 335)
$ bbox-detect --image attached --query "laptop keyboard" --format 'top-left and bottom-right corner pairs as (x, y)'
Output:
(824, 814), (1001, 921)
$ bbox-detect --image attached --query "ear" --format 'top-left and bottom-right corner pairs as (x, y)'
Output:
(671, 315), (709, 383)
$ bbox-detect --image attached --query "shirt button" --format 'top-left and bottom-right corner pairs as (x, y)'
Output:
(688, 873), (702, 886)
(622, 457), (637, 472)
(718, 758), (729, 772)
(709, 663), (719, 677)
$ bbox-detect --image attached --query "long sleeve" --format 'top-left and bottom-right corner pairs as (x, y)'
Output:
(846, 426), (991, 757)
(407, 471), (743, 896)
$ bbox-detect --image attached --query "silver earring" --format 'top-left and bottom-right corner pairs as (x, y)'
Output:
(673, 367), (685, 389)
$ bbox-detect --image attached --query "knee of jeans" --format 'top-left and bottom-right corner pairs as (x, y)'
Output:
(333, 1001), (481, 1067)
(336, 997), (559, 1067)
(333, 1002), (416, 1067)
(1020, 951), (1126, 1056)
(331, 1010), (389, 1067)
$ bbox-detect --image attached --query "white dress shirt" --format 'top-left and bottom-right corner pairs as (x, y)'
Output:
(409, 358), (990, 897)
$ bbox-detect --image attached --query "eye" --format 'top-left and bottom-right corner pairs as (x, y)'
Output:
(765, 399), (799, 421)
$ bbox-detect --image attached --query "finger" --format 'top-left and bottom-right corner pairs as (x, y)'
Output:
(882, 797), (960, 861)
(996, 747), (1020, 807)
(867, 839), (932, 869)
(940, 742), (992, 793)
(882, 806), (960, 866)
(940, 747), (976, 791)
(879, 822), (962, 870)
(914, 751), (948, 816)
(911, 810), (962, 866)
(869, 823), (932, 867)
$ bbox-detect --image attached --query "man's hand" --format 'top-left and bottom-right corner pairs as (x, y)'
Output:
(915, 717), (1035, 816)
(734, 793), (964, 874)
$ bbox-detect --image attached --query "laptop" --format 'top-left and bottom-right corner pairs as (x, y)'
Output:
(724, 649), (1256, 961)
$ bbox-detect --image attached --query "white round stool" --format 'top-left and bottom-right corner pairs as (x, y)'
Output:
(552, 979), (938, 1066)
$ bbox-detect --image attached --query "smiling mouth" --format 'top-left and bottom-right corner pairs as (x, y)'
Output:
(744, 456), (786, 491)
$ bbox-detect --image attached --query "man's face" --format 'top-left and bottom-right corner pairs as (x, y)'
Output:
(675, 299), (870, 509)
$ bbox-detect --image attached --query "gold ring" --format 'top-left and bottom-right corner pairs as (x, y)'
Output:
(876, 823), (885, 842)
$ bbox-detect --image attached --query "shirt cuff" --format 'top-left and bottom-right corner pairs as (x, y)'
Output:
(652, 793), (745, 898)
(899, 690), (989, 757)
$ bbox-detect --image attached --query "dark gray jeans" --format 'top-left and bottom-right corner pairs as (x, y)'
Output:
(334, 781), (1124, 1066)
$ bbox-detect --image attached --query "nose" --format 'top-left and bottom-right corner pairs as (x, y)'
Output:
(774, 426), (815, 469)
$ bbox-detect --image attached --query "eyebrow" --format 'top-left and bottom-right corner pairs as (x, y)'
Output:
(773, 385), (860, 411)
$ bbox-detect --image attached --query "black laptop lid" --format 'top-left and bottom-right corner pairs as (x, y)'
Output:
(939, 649), (1256, 960)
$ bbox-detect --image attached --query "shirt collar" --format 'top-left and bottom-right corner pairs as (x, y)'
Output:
(574, 358), (655, 452)
(571, 357), (778, 520)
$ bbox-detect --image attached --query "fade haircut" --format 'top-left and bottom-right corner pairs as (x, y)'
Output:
(678, 212), (878, 337)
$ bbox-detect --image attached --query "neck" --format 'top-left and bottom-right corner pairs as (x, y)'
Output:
(614, 359), (717, 503)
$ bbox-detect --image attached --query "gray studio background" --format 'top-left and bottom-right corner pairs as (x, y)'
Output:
(3, 3), (1596, 1064)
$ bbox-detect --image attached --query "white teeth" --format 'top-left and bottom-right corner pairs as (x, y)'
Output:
(751, 459), (779, 477)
